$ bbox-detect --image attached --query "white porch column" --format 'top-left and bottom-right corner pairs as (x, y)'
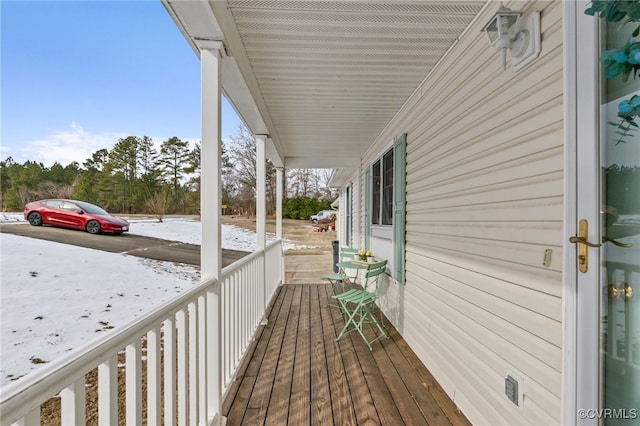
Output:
(255, 135), (267, 251)
(200, 41), (223, 424)
(276, 167), (283, 240)
(276, 167), (284, 284)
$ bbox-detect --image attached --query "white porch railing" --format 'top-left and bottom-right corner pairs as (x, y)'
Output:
(0, 240), (283, 426)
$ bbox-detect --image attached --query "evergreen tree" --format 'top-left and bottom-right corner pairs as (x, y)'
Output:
(73, 149), (109, 206)
(184, 142), (201, 214)
(157, 136), (190, 212)
(109, 136), (140, 212)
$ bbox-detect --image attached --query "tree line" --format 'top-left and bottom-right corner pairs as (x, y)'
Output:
(0, 124), (334, 220)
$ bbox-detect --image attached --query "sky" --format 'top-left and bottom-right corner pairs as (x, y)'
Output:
(0, 214), (309, 386)
(1, 0), (243, 167)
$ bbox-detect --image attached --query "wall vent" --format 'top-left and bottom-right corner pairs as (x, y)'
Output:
(505, 375), (519, 406)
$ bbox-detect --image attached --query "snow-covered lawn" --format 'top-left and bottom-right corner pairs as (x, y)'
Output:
(0, 213), (303, 386)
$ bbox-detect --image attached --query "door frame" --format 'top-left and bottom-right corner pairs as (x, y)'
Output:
(563, 2), (602, 424)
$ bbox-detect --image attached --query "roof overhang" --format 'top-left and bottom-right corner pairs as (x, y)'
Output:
(162, 0), (487, 171)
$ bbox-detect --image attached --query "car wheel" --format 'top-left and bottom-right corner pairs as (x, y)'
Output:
(86, 220), (101, 234)
(27, 212), (42, 226)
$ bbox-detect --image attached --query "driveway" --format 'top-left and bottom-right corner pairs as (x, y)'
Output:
(0, 223), (249, 267)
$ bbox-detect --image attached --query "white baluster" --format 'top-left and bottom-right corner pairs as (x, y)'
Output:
(98, 356), (117, 426)
(60, 378), (85, 424)
(163, 317), (176, 426)
(188, 301), (199, 425)
(147, 326), (161, 425)
(177, 308), (188, 425)
(126, 340), (142, 425)
(198, 295), (207, 425)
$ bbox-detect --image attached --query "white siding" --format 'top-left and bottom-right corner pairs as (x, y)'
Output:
(353, 1), (564, 424)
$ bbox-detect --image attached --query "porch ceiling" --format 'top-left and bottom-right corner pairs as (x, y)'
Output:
(163, 0), (487, 169)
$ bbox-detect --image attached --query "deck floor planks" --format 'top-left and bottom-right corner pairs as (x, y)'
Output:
(390, 327), (472, 426)
(310, 285), (333, 424)
(380, 327), (455, 426)
(365, 325), (435, 424)
(223, 283), (287, 423)
(241, 285), (296, 425)
(288, 285), (311, 425)
(317, 284), (357, 426)
(324, 285), (381, 425)
(223, 283), (470, 426)
(348, 324), (405, 425)
(264, 285), (302, 425)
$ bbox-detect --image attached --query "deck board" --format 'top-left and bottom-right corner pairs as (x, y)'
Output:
(265, 285), (301, 425)
(288, 286), (311, 424)
(318, 285), (356, 426)
(223, 284), (471, 426)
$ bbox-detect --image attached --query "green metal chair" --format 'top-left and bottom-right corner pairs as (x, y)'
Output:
(333, 259), (388, 351)
(323, 246), (362, 307)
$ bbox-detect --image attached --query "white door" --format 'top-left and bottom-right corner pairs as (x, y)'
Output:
(573, 2), (640, 424)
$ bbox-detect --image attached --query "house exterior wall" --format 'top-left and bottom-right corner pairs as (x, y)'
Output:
(348, 1), (564, 424)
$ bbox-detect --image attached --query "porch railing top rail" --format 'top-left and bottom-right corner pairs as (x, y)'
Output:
(1, 239), (284, 425)
(0, 274), (218, 422)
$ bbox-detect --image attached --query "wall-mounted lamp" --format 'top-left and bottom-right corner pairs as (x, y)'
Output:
(482, 4), (540, 71)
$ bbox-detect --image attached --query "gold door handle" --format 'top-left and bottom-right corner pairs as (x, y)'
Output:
(569, 219), (601, 273)
(569, 236), (602, 247)
(602, 236), (633, 248)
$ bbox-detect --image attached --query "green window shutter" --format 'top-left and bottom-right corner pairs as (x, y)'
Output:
(364, 167), (371, 250)
(393, 133), (407, 284)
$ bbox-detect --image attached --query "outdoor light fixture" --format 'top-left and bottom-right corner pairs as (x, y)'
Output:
(482, 4), (540, 71)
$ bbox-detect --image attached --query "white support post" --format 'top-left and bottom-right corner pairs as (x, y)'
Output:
(200, 41), (223, 424)
(255, 134), (267, 311)
(276, 167), (283, 240)
(276, 167), (284, 284)
(255, 134), (267, 252)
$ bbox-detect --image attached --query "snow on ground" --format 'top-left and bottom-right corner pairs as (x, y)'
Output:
(126, 216), (310, 252)
(0, 213), (307, 386)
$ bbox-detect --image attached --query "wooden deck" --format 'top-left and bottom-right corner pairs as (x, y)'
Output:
(222, 283), (471, 426)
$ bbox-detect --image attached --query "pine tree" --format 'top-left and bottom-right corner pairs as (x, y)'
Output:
(157, 136), (190, 213)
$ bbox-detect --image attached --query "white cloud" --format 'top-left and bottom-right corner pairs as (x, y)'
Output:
(6, 122), (127, 167)
(1, 124), (202, 167)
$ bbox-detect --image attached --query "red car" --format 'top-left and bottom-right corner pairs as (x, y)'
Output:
(24, 199), (130, 234)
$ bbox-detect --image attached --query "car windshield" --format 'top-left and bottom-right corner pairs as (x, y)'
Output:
(74, 201), (109, 216)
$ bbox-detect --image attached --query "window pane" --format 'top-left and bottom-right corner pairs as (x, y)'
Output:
(372, 160), (381, 224)
(382, 150), (394, 225)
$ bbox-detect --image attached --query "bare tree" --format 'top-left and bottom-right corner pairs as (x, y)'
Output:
(145, 189), (171, 222)
(227, 124), (276, 216)
(286, 168), (332, 199)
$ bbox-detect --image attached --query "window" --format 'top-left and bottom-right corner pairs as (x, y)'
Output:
(365, 133), (406, 284)
(61, 201), (80, 212)
(371, 160), (381, 224)
(371, 149), (394, 226)
(382, 150), (394, 225)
